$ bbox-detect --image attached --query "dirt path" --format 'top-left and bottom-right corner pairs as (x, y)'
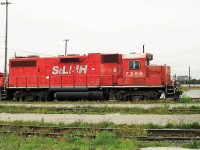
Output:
(1, 103), (200, 109)
(0, 113), (199, 125)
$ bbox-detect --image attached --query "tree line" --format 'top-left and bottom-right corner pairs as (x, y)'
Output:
(178, 79), (200, 85)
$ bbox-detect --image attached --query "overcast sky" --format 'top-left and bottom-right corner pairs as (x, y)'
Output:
(0, 0), (200, 79)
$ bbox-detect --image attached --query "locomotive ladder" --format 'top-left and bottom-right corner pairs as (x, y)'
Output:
(165, 85), (175, 99)
(0, 87), (7, 100)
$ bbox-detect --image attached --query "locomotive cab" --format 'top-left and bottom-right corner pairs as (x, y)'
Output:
(119, 53), (149, 85)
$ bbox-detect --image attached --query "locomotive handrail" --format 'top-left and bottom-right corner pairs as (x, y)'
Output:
(7, 73), (120, 88)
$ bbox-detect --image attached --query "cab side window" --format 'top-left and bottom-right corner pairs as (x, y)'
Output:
(129, 60), (140, 70)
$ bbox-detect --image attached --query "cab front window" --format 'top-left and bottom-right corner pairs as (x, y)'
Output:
(129, 60), (140, 70)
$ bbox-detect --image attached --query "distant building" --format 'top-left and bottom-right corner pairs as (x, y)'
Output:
(175, 75), (192, 84)
(177, 75), (191, 81)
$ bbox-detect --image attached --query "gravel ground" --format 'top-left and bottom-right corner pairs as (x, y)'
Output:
(0, 113), (199, 125)
(1, 103), (200, 109)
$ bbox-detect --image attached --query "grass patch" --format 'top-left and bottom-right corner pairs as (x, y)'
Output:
(180, 86), (200, 91)
(183, 140), (200, 149)
(0, 105), (200, 114)
(93, 131), (117, 146)
(0, 132), (199, 150)
(180, 95), (193, 103)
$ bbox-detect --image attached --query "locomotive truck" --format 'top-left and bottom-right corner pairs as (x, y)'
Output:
(0, 52), (181, 101)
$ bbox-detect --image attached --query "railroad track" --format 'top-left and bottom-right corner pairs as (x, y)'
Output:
(6, 105), (197, 113)
(1, 124), (200, 141)
(53, 108), (200, 114)
(1, 97), (200, 103)
(39, 107), (200, 114)
(169, 108), (200, 113)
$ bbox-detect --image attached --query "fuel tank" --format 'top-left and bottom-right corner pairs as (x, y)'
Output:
(55, 91), (109, 101)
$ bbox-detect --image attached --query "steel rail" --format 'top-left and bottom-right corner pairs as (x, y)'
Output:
(0, 97), (199, 102)
(0, 124), (119, 132)
(35, 107), (200, 114)
(54, 107), (200, 112)
(2, 105), (197, 113)
(1, 124), (200, 139)
(169, 108), (200, 113)
(0, 131), (200, 141)
(147, 129), (200, 137)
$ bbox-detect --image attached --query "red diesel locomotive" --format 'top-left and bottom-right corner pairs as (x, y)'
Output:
(0, 52), (181, 101)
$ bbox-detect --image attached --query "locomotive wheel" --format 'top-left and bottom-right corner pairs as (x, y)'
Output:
(125, 95), (132, 101)
(147, 90), (160, 100)
(14, 91), (25, 101)
(14, 91), (20, 101)
(139, 96), (145, 101)
(114, 94), (125, 101)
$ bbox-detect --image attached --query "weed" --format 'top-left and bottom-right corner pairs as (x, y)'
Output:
(93, 131), (117, 146)
(99, 121), (115, 128)
(139, 141), (171, 148)
(40, 117), (45, 125)
(164, 103), (170, 109)
(165, 123), (175, 128)
(65, 136), (82, 143)
(180, 95), (192, 103)
(145, 123), (163, 129)
(179, 122), (200, 129)
(190, 105), (200, 109)
(183, 140), (200, 149)
(72, 145), (80, 150)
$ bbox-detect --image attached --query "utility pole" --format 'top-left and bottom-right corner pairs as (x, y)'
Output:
(189, 66), (191, 89)
(63, 39), (69, 56)
(1, 0), (12, 90)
